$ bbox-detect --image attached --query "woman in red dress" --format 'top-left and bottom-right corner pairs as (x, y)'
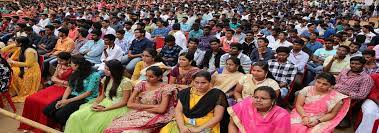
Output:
(19, 52), (73, 133)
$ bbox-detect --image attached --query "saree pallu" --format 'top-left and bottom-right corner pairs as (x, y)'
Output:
(19, 66), (73, 133)
(160, 88), (229, 133)
(227, 97), (291, 133)
(211, 69), (243, 93)
(290, 86), (351, 133)
(104, 81), (177, 133)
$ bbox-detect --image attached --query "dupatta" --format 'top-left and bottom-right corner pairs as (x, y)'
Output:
(178, 88), (230, 133)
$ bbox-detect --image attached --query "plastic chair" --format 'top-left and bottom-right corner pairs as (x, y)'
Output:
(155, 37), (165, 49)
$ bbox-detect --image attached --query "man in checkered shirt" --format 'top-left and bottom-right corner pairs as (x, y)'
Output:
(268, 47), (297, 98)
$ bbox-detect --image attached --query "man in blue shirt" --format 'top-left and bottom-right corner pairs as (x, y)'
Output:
(121, 29), (153, 73)
(180, 17), (191, 32)
(305, 32), (323, 54)
(189, 23), (203, 39)
(79, 30), (104, 65)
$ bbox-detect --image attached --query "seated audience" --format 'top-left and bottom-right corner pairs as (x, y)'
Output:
(349, 42), (362, 57)
(220, 43), (252, 74)
(159, 35), (182, 67)
(268, 47), (297, 98)
(71, 29), (88, 56)
(169, 52), (200, 90)
(229, 86), (290, 133)
(220, 29), (238, 52)
(36, 25), (58, 55)
(43, 55), (101, 126)
(132, 48), (167, 82)
(362, 50), (378, 74)
(211, 57), (245, 98)
(323, 45), (350, 75)
(250, 37), (273, 63)
(161, 70), (229, 133)
(97, 34), (123, 71)
(79, 30), (104, 65)
(65, 60), (133, 133)
(288, 39), (309, 73)
(291, 72), (350, 132)
(121, 29), (154, 73)
(180, 38), (206, 67)
(200, 39), (225, 73)
(234, 62), (280, 101)
(104, 66), (177, 133)
(0, 37), (41, 102)
(19, 52), (73, 132)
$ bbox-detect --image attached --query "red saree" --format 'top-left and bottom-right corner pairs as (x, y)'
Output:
(19, 66), (73, 133)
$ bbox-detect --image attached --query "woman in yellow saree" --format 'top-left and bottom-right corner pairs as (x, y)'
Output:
(0, 37), (41, 102)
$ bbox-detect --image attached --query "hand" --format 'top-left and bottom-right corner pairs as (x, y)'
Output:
(331, 56), (338, 61)
(6, 58), (14, 64)
(307, 119), (319, 127)
(302, 116), (310, 125)
(179, 125), (191, 133)
(92, 105), (106, 112)
(188, 127), (202, 133)
(103, 45), (109, 50)
(55, 100), (62, 109)
(279, 82), (287, 88)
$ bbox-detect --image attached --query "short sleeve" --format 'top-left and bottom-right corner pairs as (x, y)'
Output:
(133, 81), (146, 92)
(268, 79), (280, 90)
(238, 75), (248, 85)
(313, 49), (321, 56)
(299, 86), (312, 96)
(120, 78), (133, 91)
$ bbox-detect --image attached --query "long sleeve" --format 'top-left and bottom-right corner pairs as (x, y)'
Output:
(286, 66), (297, 85)
(11, 49), (36, 68)
(79, 41), (91, 54)
(0, 43), (17, 53)
(86, 43), (104, 57)
(241, 55), (252, 74)
(219, 55), (227, 69)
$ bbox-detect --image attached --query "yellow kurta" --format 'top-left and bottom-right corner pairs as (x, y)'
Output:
(1, 44), (41, 102)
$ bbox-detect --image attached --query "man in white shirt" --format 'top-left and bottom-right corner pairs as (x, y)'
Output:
(269, 32), (293, 51)
(36, 14), (50, 31)
(359, 25), (376, 44)
(115, 29), (129, 54)
(288, 39), (309, 73)
(97, 34), (123, 71)
(101, 20), (116, 36)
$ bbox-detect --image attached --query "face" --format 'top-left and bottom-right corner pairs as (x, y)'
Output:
(188, 41), (198, 49)
(225, 31), (233, 37)
(210, 41), (219, 51)
(142, 51), (154, 63)
(225, 59), (238, 73)
(349, 44), (359, 54)
(157, 21), (163, 27)
(116, 32), (123, 39)
(252, 25), (259, 32)
(70, 62), (79, 71)
(253, 90), (273, 110)
(309, 33), (317, 40)
(104, 38), (111, 46)
(278, 33), (286, 40)
(134, 30), (142, 38)
(57, 58), (69, 66)
(103, 66), (111, 76)
(324, 41), (333, 49)
(364, 54), (375, 62)
(92, 33), (99, 40)
(229, 47), (239, 56)
(179, 56), (191, 67)
(204, 28), (210, 35)
(101, 21), (109, 28)
(251, 66), (267, 79)
(145, 70), (161, 83)
(276, 52), (289, 62)
(314, 78), (332, 92)
(336, 47), (348, 57)
(292, 44), (303, 51)
(350, 60), (364, 72)
(193, 77), (211, 92)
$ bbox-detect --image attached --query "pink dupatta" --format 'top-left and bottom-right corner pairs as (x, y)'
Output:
(290, 86), (351, 133)
(227, 97), (291, 133)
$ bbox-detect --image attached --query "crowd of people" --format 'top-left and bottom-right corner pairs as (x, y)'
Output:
(1, 0), (379, 132)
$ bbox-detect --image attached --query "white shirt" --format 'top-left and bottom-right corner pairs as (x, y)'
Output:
(97, 45), (124, 70)
(295, 24), (307, 35)
(101, 26), (116, 36)
(269, 40), (293, 51)
(288, 50), (309, 73)
(173, 31), (188, 50)
(37, 18), (50, 29)
(359, 31), (376, 44)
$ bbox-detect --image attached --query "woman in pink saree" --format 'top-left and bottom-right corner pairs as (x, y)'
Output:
(228, 86), (291, 133)
(104, 66), (177, 133)
(291, 72), (351, 133)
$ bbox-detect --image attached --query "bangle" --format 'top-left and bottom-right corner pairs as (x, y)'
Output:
(301, 115), (308, 118)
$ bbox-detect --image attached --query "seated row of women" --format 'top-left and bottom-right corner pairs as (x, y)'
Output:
(17, 51), (350, 133)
